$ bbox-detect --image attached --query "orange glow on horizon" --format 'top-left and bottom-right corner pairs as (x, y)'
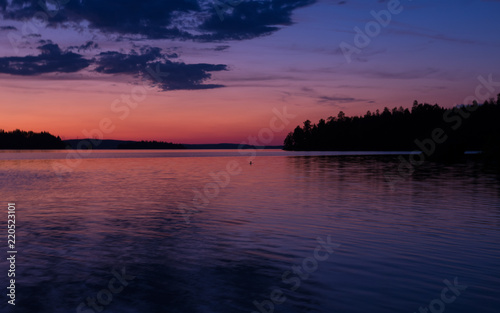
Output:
(0, 73), (469, 145)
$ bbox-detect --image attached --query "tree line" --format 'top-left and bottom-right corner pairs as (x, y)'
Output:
(117, 140), (185, 149)
(0, 129), (66, 149)
(283, 95), (500, 155)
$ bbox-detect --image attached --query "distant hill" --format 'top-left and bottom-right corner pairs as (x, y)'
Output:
(65, 140), (282, 150)
(117, 140), (184, 149)
(64, 139), (135, 149)
(183, 143), (283, 149)
(0, 133), (283, 150)
(64, 139), (183, 150)
(0, 129), (65, 149)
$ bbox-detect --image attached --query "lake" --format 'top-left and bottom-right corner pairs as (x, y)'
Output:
(0, 150), (499, 313)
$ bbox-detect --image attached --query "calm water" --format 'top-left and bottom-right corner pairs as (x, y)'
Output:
(0, 150), (499, 313)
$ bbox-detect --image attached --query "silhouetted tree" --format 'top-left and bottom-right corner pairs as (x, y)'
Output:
(0, 130), (66, 149)
(283, 97), (500, 154)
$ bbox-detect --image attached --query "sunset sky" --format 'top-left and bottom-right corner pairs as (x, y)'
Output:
(1, 0), (500, 144)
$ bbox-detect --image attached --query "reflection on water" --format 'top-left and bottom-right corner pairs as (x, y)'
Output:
(0, 151), (499, 313)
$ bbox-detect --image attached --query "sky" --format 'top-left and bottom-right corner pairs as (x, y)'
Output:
(0, 0), (499, 144)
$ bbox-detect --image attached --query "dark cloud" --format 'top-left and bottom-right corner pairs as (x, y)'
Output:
(38, 39), (51, 45)
(38, 43), (61, 55)
(200, 0), (316, 40)
(149, 61), (227, 90)
(214, 45), (230, 51)
(3, 0), (66, 23)
(68, 41), (99, 52)
(0, 40), (226, 90)
(0, 0), (7, 11)
(63, 0), (198, 39)
(0, 25), (17, 31)
(1, 0), (317, 41)
(0, 43), (91, 75)
(94, 47), (164, 74)
(318, 96), (357, 103)
(317, 95), (369, 106)
(94, 47), (227, 90)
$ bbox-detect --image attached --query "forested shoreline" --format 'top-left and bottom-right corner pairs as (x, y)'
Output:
(283, 96), (500, 156)
(0, 130), (66, 149)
